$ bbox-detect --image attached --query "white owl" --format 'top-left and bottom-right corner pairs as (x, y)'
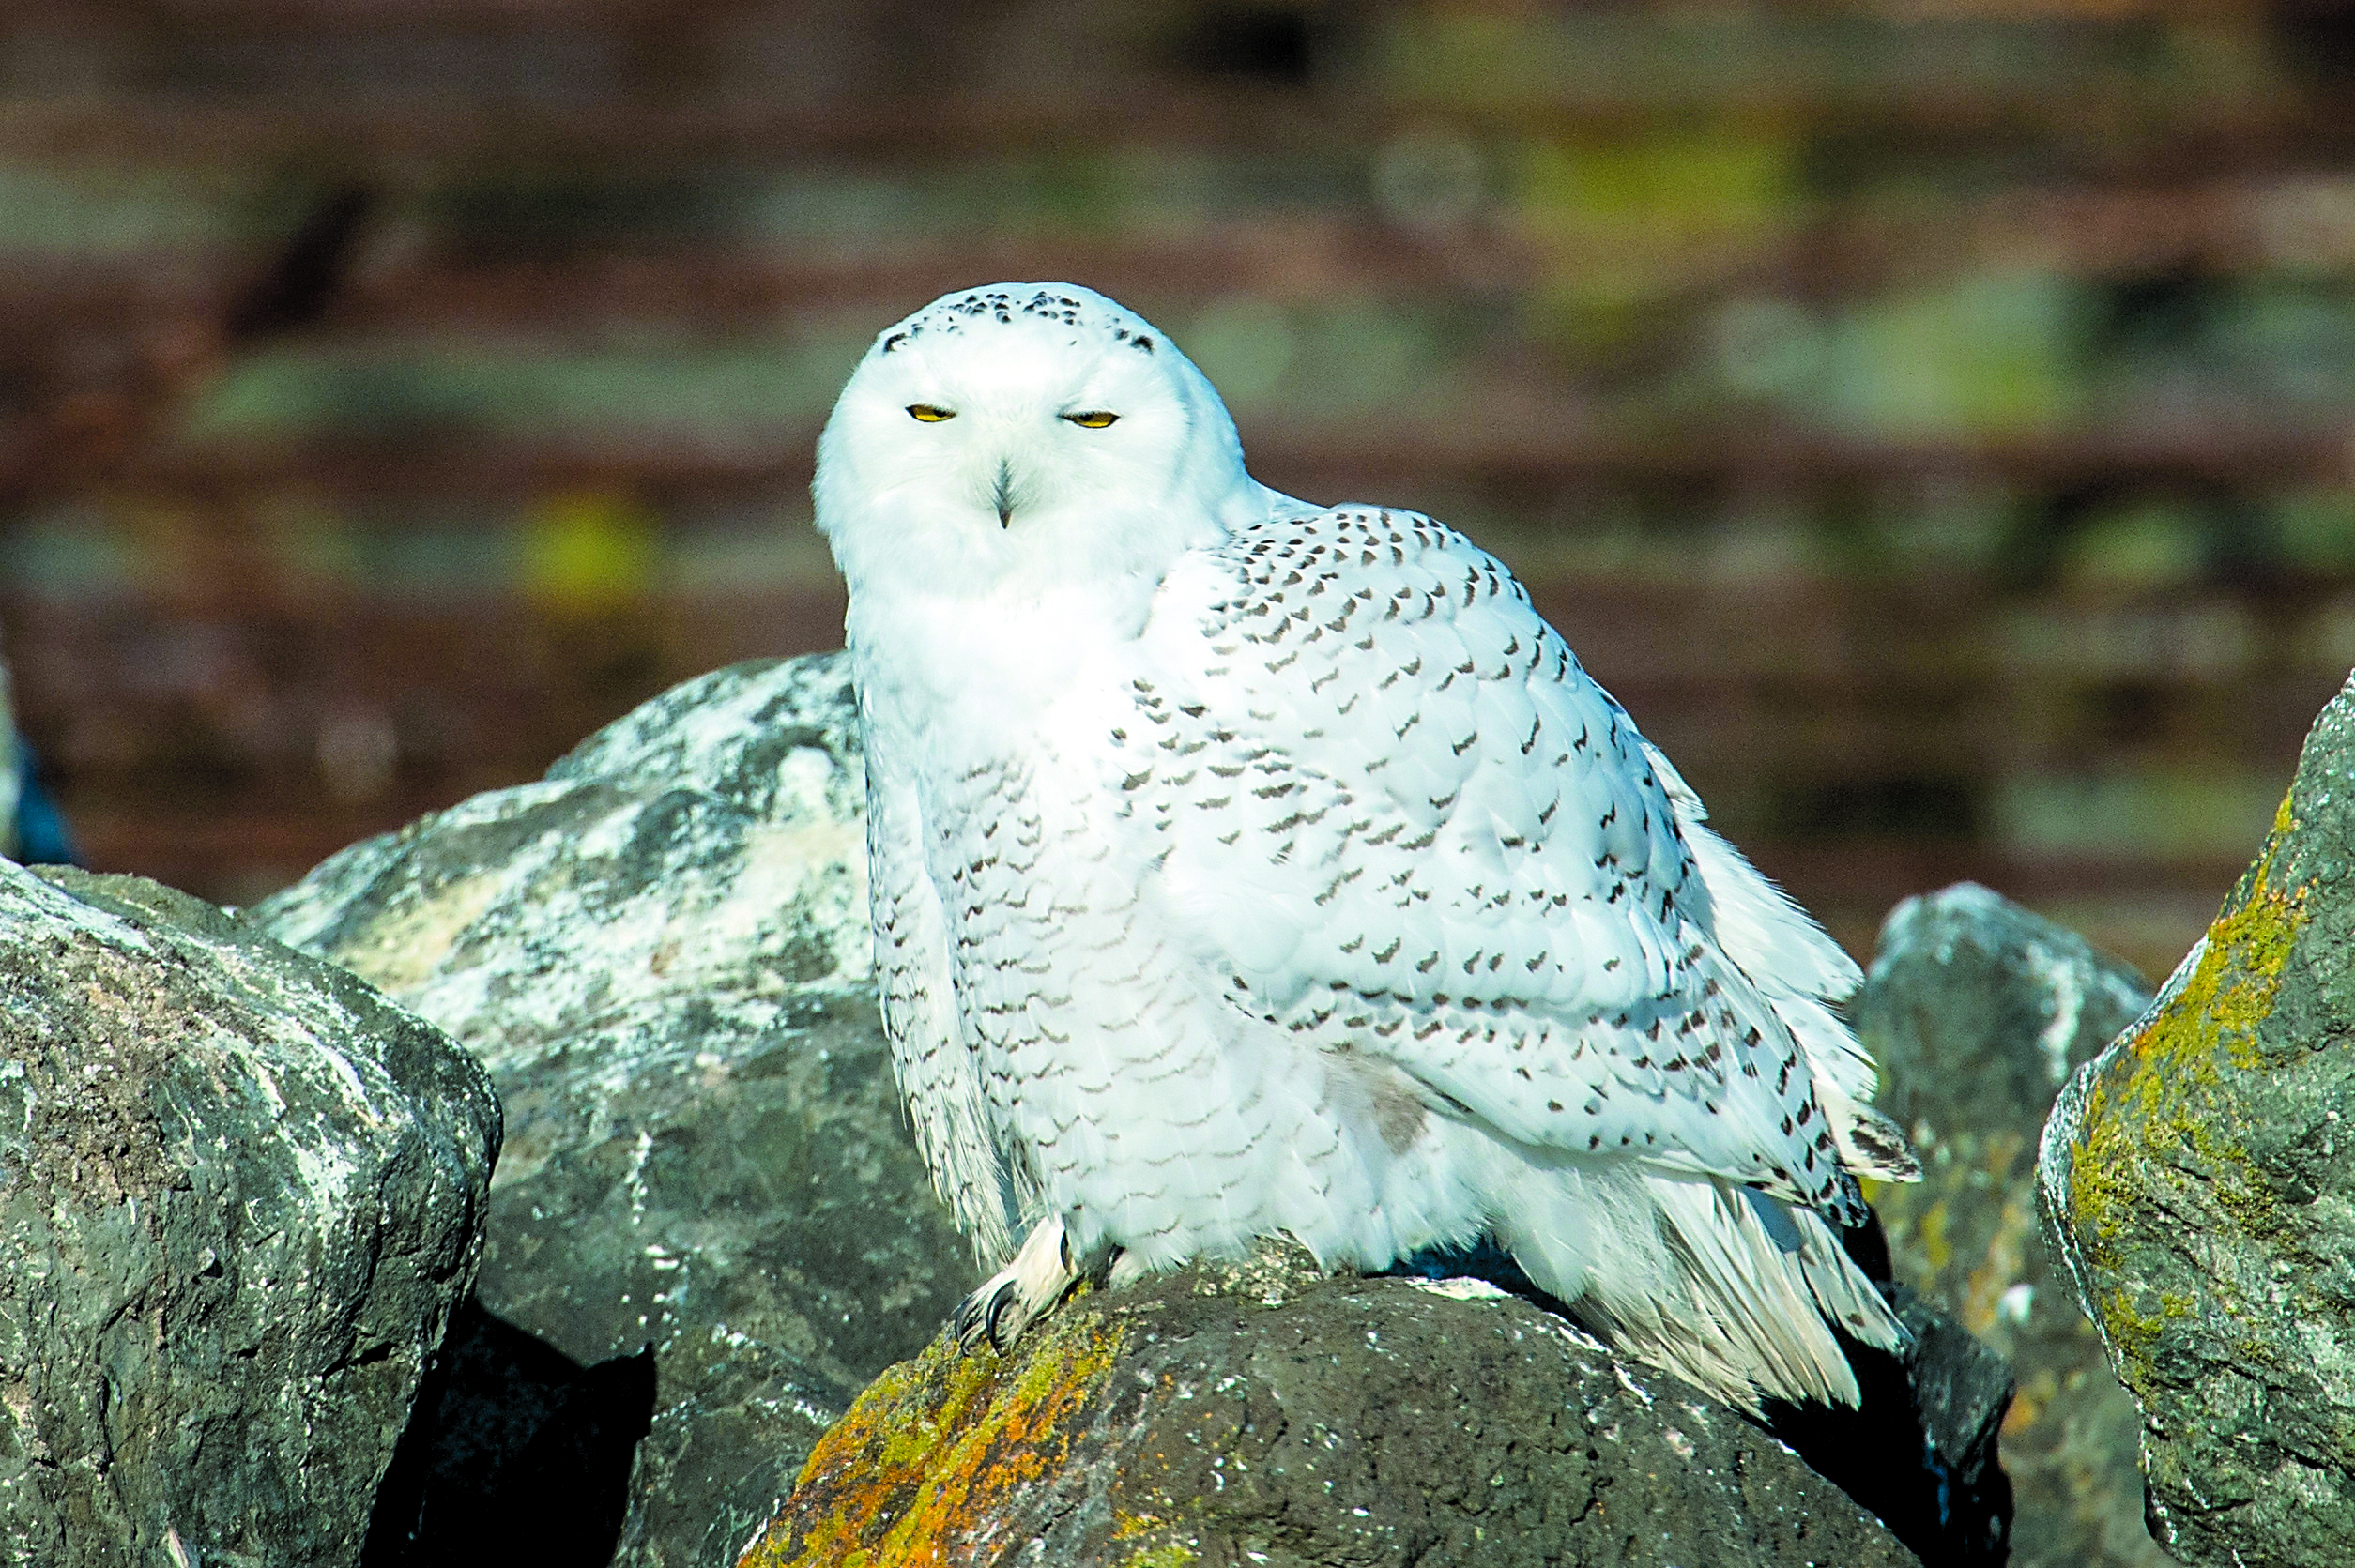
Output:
(816, 283), (1919, 1409)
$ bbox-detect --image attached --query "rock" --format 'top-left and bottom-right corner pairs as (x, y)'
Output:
(1391, 1236), (2007, 1562)
(738, 1242), (1919, 1568)
(1854, 884), (2171, 1568)
(252, 654), (973, 1567)
(2041, 669), (2355, 1567)
(0, 863), (498, 1567)
(1890, 1290), (2017, 1516)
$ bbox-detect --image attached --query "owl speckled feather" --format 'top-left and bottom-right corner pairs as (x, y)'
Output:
(817, 282), (1919, 1409)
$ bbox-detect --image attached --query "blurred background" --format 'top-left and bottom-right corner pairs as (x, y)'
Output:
(7, 0), (2355, 976)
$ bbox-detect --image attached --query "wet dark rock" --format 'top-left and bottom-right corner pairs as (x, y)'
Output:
(2042, 670), (2355, 1567)
(1893, 1290), (2017, 1529)
(1856, 883), (2171, 1568)
(0, 864), (498, 1567)
(253, 655), (974, 1567)
(739, 1242), (1920, 1568)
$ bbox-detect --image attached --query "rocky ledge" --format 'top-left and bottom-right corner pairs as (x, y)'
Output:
(739, 1243), (1917, 1568)
(43, 647), (2314, 1566)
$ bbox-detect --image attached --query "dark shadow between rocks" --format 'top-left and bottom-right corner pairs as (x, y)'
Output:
(1763, 1307), (2014, 1568)
(1399, 1212), (2016, 1568)
(363, 1296), (657, 1567)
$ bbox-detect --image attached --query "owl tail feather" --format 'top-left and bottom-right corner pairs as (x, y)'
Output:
(1493, 1160), (1904, 1412)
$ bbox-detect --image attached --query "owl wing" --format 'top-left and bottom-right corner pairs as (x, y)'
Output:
(1124, 506), (1899, 1222)
(866, 744), (1018, 1262)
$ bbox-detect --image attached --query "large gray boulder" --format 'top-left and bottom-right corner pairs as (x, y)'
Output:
(1855, 884), (2170, 1568)
(2042, 669), (2355, 1566)
(0, 863), (498, 1567)
(252, 655), (974, 1567)
(738, 1243), (1919, 1568)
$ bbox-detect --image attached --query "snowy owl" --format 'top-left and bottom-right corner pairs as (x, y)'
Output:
(816, 282), (1920, 1409)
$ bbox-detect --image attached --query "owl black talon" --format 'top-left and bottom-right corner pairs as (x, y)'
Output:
(954, 1278), (1015, 1353)
(984, 1282), (1023, 1349)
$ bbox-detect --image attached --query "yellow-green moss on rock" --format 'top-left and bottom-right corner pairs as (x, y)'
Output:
(737, 1302), (1126, 1568)
(2065, 798), (2311, 1349)
(2040, 670), (2355, 1568)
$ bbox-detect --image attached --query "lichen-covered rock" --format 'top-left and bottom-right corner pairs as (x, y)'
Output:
(252, 655), (973, 1567)
(0, 863), (498, 1567)
(740, 1243), (1919, 1568)
(1855, 883), (2169, 1568)
(2041, 669), (2355, 1567)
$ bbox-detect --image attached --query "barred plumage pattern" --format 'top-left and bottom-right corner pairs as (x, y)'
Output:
(1136, 508), (1858, 1222)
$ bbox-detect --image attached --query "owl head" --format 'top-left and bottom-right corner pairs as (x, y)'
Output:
(815, 283), (1273, 601)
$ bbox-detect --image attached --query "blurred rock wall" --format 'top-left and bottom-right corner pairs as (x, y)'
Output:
(3, 2), (2352, 971)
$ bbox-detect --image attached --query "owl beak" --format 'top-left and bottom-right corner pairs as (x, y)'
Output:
(992, 460), (1016, 529)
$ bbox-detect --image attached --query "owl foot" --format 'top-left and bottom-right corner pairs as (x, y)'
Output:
(955, 1214), (1078, 1354)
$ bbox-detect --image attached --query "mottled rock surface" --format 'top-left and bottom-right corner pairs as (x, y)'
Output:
(0, 863), (498, 1567)
(741, 1243), (1919, 1568)
(1856, 884), (2168, 1568)
(2042, 669), (2355, 1567)
(254, 655), (973, 1567)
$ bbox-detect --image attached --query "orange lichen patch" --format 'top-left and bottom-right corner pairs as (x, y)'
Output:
(2001, 1366), (2057, 1438)
(736, 1304), (1125, 1568)
(1955, 1194), (2036, 1341)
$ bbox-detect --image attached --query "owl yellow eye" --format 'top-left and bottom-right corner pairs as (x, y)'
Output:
(1063, 411), (1119, 429)
(907, 404), (955, 422)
